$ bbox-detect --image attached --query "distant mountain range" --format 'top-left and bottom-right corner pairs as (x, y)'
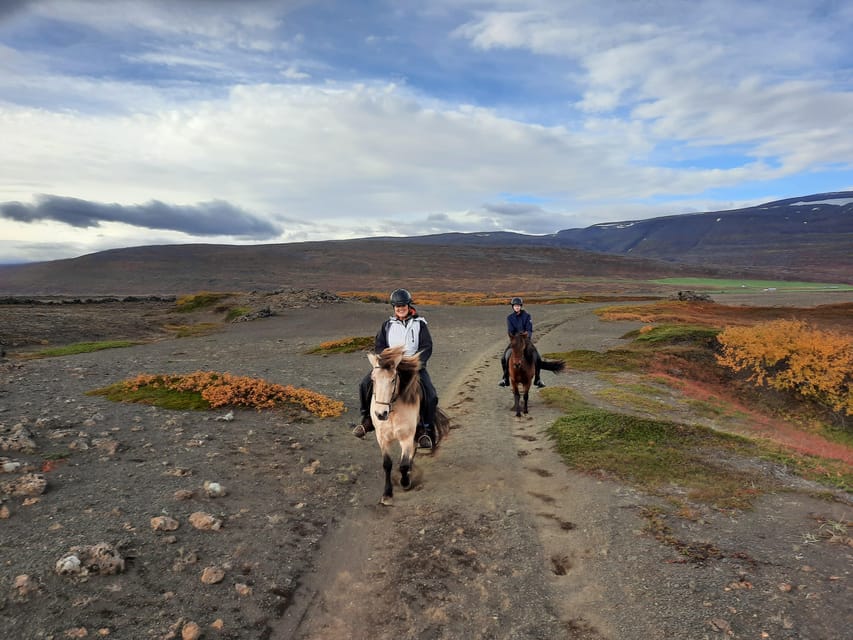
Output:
(1, 191), (850, 296)
(401, 191), (853, 281)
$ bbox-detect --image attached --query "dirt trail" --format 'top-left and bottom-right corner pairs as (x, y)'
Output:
(273, 306), (655, 639)
(272, 303), (853, 640)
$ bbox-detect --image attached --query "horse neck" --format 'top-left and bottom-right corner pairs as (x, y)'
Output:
(396, 366), (421, 405)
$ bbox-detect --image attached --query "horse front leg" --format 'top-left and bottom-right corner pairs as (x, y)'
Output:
(399, 439), (415, 491)
(380, 451), (394, 506)
(513, 388), (521, 417)
(522, 389), (529, 415)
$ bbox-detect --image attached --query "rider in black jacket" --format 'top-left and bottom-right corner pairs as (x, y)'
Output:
(352, 289), (439, 449)
(499, 296), (545, 388)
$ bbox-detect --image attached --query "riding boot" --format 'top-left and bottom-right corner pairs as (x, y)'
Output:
(534, 355), (545, 387)
(417, 423), (436, 450)
(499, 349), (510, 386)
(352, 413), (375, 438)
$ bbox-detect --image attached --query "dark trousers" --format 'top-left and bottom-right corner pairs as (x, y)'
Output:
(359, 368), (438, 427)
(501, 346), (542, 380)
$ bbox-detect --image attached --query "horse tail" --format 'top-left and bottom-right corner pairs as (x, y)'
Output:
(433, 408), (451, 451)
(540, 359), (565, 373)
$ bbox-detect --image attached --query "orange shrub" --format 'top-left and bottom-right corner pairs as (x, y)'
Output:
(715, 319), (853, 416)
(123, 371), (345, 418)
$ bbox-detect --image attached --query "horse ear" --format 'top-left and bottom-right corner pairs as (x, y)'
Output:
(367, 352), (379, 368)
(390, 350), (404, 367)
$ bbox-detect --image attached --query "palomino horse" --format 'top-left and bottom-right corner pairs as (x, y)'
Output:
(368, 345), (450, 506)
(508, 331), (565, 417)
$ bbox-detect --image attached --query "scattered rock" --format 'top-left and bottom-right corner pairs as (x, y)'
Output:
(12, 574), (41, 601)
(188, 511), (222, 530)
(1, 472), (47, 497)
(671, 290), (713, 302)
(56, 543), (125, 577)
(151, 516), (180, 531)
(200, 566), (225, 584)
(93, 438), (120, 456)
(303, 460), (320, 475)
(181, 621), (201, 640)
(203, 481), (226, 497)
(0, 423), (37, 452)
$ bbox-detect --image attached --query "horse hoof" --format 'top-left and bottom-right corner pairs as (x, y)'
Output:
(380, 496), (393, 506)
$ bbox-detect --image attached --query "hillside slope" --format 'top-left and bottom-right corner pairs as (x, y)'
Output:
(1, 192), (850, 295)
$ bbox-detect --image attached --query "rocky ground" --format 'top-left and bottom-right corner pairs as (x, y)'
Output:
(1, 292), (851, 639)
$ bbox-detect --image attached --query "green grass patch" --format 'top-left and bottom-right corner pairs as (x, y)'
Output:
(43, 451), (71, 460)
(546, 348), (645, 372)
(307, 336), (374, 354)
(543, 387), (852, 504)
(225, 306), (253, 321)
(624, 324), (720, 346)
(21, 340), (139, 359)
(542, 388), (773, 509)
(175, 291), (234, 312)
(594, 386), (675, 415)
(88, 382), (210, 410)
(651, 277), (853, 292)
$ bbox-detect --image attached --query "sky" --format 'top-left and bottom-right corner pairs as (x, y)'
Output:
(1, 0), (852, 264)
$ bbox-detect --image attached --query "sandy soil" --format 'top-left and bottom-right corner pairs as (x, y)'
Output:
(1, 296), (851, 639)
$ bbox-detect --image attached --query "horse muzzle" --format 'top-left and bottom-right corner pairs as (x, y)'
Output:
(374, 408), (390, 421)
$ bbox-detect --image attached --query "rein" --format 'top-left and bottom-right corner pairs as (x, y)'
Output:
(372, 366), (399, 412)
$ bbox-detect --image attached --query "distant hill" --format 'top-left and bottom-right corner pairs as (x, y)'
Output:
(401, 191), (853, 284)
(0, 192), (850, 296)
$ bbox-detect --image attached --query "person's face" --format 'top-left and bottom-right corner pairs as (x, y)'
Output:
(394, 304), (410, 320)
(512, 304), (522, 313)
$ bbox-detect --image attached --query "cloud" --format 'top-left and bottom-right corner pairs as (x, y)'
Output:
(0, 195), (280, 238)
(1, 1), (852, 264)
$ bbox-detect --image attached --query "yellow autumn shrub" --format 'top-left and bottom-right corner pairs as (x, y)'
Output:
(716, 319), (853, 415)
(123, 371), (345, 417)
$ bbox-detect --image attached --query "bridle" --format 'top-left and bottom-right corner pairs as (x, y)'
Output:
(372, 366), (399, 413)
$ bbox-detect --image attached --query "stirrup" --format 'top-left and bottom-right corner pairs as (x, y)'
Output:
(498, 379), (509, 387)
(417, 434), (433, 449)
(352, 424), (367, 438)
(534, 379), (545, 388)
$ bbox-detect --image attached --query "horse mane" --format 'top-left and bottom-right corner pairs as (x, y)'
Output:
(377, 345), (421, 405)
(510, 332), (536, 364)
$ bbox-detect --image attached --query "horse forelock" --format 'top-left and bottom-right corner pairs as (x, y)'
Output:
(377, 345), (405, 368)
(510, 332), (535, 363)
(376, 346), (421, 405)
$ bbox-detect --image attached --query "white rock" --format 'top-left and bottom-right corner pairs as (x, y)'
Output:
(203, 481), (227, 498)
(56, 554), (82, 575)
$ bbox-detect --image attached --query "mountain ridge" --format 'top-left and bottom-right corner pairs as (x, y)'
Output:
(1, 191), (850, 295)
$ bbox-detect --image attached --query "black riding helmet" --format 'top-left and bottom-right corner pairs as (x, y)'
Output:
(510, 296), (523, 306)
(390, 288), (413, 306)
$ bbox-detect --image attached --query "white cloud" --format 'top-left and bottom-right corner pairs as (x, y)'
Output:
(0, 0), (851, 263)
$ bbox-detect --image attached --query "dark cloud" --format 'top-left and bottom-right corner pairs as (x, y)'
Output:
(483, 202), (546, 217)
(0, 0), (30, 21)
(0, 195), (280, 238)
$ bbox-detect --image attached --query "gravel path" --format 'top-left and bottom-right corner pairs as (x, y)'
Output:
(1, 300), (851, 639)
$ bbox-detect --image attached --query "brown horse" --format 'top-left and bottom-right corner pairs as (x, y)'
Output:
(368, 345), (450, 505)
(508, 331), (564, 417)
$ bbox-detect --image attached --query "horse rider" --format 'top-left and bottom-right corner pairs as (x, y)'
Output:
(499, 296), (545, 388)
(352, 288), (440, 450)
